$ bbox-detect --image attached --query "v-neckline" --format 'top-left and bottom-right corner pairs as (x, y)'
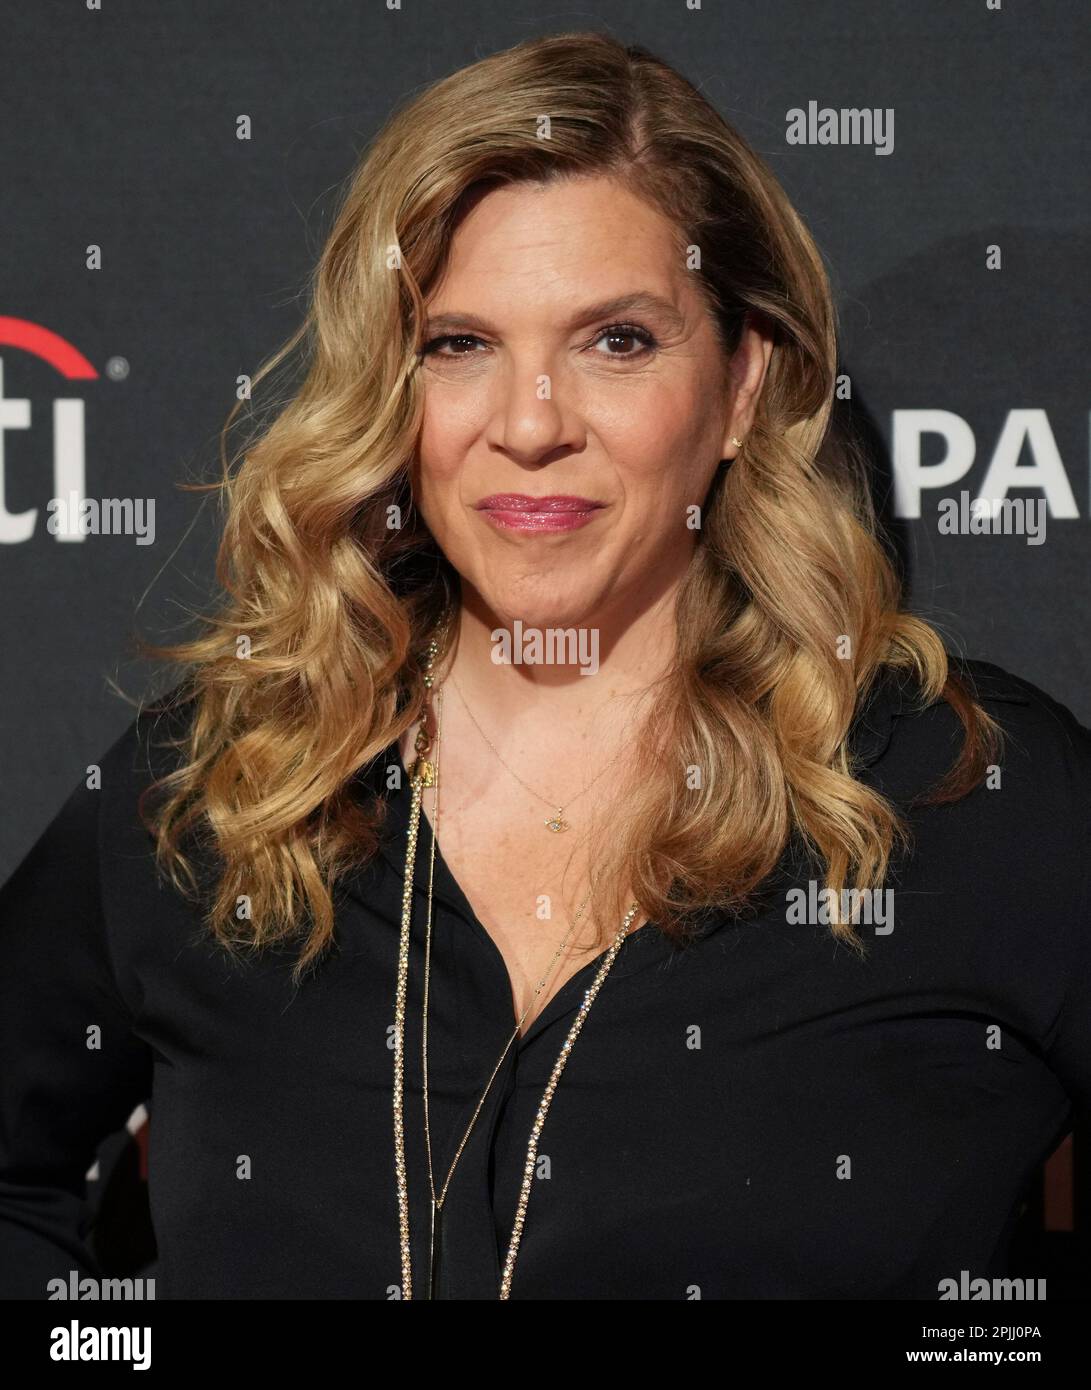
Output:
(381, 738), (651, 1050)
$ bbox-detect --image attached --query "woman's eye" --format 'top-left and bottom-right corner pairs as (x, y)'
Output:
(589, 324), (657, 358)
(421, 334), (485, 357)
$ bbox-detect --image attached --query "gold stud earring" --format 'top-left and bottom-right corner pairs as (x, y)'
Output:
(730, 436), (744, 449)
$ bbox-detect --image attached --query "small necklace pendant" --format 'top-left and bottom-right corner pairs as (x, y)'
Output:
(545, 809), (569, 833)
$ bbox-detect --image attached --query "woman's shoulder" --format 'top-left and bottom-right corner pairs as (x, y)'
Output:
(951, 655), (1088, 779)
(857, 653), (1091, 791)
(98, 683), (197, 785)
(89, 685), (203, 885)
(2, 685), (196, 894)
(947, 654), (1089, 737)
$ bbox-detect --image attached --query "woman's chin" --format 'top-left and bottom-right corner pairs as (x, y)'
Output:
(468, 589), (602, 635)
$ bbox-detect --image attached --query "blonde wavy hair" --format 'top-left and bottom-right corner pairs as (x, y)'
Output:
(134, 30), (1003, 985)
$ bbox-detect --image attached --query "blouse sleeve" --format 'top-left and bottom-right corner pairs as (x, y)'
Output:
(1040, 702), (1091, 1122)
(0, 768), (153, 1297)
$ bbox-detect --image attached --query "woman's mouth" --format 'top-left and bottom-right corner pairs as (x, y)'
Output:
(474, 494), (606, 533)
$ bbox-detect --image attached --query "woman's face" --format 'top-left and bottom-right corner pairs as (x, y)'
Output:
(414, 173), (770, 631)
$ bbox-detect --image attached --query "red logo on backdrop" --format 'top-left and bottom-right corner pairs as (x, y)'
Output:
(0, 316), (98, 543)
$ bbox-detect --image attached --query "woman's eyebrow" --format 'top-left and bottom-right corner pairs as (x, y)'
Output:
(421, 293), (686, 338)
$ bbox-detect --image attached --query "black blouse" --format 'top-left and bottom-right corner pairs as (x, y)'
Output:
(0, 656), (1088, 1300)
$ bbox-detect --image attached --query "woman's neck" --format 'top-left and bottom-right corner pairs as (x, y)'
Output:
(437, 587), (679, 737)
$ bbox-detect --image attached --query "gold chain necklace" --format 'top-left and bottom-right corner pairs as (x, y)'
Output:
(421, 681), (592, 1280)
(392, 616), (640, 1299)
(446, 673), (628, 834)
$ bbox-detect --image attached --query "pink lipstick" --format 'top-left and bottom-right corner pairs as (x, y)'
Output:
(474, 494), (605, 533)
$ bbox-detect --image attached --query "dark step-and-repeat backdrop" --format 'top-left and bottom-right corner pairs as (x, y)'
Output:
(1, 0), (1087, 1309)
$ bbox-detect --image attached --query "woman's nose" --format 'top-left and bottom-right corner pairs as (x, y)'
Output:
(486, 358), (582, 464)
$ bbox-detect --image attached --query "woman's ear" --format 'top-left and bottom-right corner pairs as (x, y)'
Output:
(720, 314), (775, 458)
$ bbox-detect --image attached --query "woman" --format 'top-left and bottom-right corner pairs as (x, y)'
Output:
(1, 31), (1088, 1301)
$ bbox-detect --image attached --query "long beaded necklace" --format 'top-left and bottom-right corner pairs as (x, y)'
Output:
(391, 615), (641, 1299)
